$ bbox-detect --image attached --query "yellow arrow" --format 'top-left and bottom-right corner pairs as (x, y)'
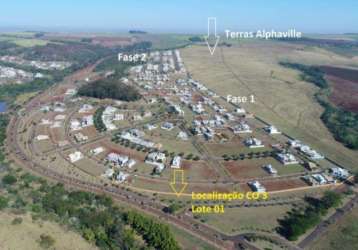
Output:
(170, 169), (188, 197)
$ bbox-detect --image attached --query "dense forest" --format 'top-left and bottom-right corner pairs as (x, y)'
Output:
(280, 62), (358, 149)
(78, 78), (141, 102)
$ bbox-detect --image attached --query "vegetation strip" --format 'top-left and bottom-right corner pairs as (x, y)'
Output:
(280, 62), (358, 149)
(278, 190), (342, 241)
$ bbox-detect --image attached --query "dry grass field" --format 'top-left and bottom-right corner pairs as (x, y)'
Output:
(0, 212), (98, 250)
(307, 206), (358, 250)
(181, 43), (358, 170)
(168, 224), (217, 250)
(200, 205), (294, 235)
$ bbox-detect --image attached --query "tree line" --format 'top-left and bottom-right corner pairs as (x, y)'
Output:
(93, 107), (106, 132)
(280, 62), (358, 149)
(277, 191), (342, 241)
(124, 211), (181, 250)
(1, 174), (181, 250)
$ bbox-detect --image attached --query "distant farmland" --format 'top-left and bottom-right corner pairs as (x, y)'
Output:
(321, 66), (358, 113)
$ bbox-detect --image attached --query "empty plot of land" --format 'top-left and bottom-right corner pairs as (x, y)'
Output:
(179, 160), (217, 181)
(0, 212), (98, 250)
(73, 157), (105, 176)
(260, 178), (308, 192)
(223, 159), (271, 180)
(201, 205), (293, 234)
(100, 139), (147, 161)
(206, 141), (269, 157)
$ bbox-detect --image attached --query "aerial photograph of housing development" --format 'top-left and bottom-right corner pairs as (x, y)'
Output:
(0, 1), (358, 250)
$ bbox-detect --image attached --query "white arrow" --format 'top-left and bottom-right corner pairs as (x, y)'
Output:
(205, 17), (220, 55)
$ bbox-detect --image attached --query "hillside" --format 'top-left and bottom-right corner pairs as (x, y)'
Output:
(0, 212), (98, 250)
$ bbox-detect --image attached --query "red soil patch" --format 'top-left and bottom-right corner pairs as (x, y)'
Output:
(320, 66), (358, 112)
(327, 75), (358, 112)
(182, 160), (217, 180)
(223, 161), (268, 180)
(260, 178), (308, 192)
(321, 66), (358, 82)
(100, 141), (146, 161)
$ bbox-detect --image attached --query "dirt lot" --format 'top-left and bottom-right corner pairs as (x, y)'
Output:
(223, 160), (270, 180)
(100, 139), (147, 162)
(181, 160), (218, 181)
(260, 178), (308, 192)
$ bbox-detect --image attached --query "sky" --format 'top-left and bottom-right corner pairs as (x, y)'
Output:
(0, 0), (358, 34)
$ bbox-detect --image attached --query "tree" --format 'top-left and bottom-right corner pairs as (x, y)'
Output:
(124, 211), (180, 250)
(193, 156), (200, 161)
(38, 234), (55, 249)
(0, 196), (8, 210)
(186, 153), (193, 160)
(321, 191), (342, 209)
(2, 174), (17, 185)
(165, 203), (181, 214)
(82, 228), (96, 242)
